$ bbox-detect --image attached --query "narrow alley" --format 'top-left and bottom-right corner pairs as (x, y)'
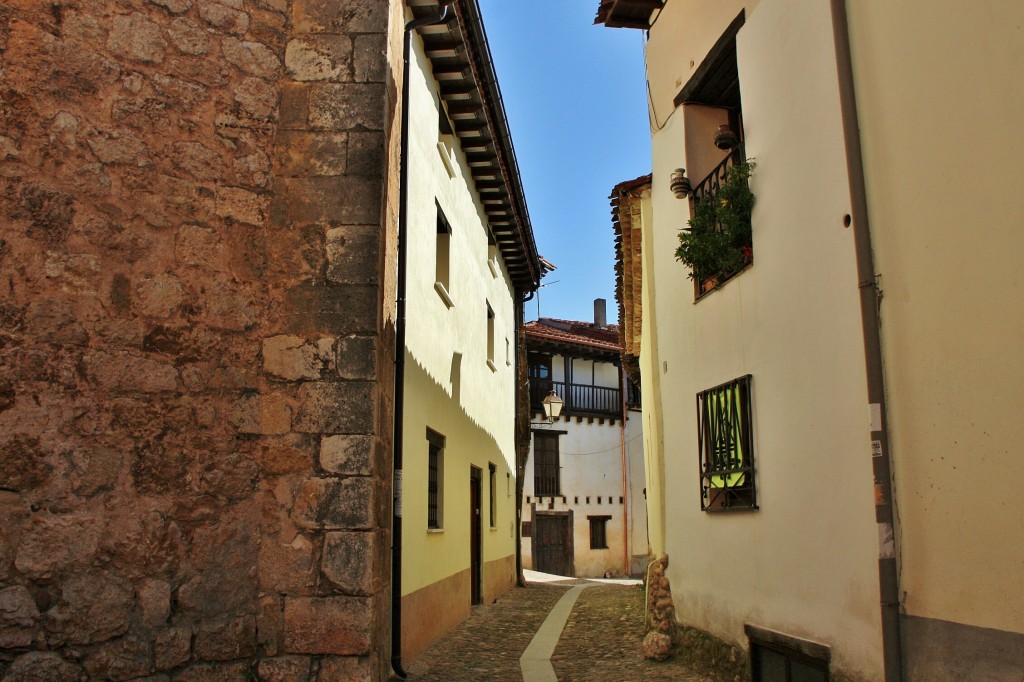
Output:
(401, 573), (734, 682)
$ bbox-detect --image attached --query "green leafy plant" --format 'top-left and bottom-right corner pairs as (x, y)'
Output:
(676, 160), (756, 286)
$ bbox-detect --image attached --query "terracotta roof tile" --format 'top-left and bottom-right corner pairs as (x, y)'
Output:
(524, 318), (622, 353)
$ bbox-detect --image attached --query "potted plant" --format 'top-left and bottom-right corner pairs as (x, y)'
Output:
(675, 160), (756, 290)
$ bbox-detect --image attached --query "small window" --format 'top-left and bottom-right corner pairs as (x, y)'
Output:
(435, 204), (453, 307)
(487, 232), (500, 278)
(747, 625), (831, 682)
(521, 521), (532, 538)
(438, 104), (456, 178)
(486, 302), (496, 371)
(488, 463), (497, 528)
(697, 374), (756, 511)
(533, 432), (560, 496)
(427, 429), (445, 529)
(589, 515), (610, 550)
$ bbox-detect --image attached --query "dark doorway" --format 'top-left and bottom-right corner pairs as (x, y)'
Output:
(470, 467), (482, 605)
(532, 511), (573, 577)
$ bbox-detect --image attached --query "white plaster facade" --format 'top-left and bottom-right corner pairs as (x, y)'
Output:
(520, 319), (648, 578)
(605, 0), (1024, 679)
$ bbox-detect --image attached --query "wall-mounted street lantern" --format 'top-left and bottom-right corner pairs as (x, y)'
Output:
(542, 390), (564, 423)
(670, 168), (691, 199)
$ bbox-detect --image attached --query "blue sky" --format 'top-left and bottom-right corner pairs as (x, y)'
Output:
(478, 1), (651, 324)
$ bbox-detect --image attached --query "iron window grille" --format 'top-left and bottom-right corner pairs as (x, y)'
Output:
(533, 432), (561, 496)
(427, 429), (445, 528)
(697, 374), (757, 511)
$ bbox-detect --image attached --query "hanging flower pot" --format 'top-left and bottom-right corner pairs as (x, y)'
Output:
(714, 124), (739, 150)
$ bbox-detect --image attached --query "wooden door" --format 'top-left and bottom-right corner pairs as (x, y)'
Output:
(533, 513), (573, 577)
(470, 468), (482, 605)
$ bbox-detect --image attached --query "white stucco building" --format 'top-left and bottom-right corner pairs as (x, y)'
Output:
(601, 1), (1024, 680)
(520, 305), (647, 579)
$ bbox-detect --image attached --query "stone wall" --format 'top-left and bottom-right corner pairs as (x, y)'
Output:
(0, 0), (396, 679)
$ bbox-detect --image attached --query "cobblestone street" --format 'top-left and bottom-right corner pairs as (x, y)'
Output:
(401, 576), (733, 682)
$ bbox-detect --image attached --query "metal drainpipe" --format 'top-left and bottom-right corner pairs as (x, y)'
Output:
(514, 291), (533, 587)
(829, 2), (903, 680)
(618, 365), (629, 576)
(392, 2), (457, 678)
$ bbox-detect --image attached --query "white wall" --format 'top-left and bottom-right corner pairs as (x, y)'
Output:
(520, 351), (643, 577)
(643, 0), (883, 678)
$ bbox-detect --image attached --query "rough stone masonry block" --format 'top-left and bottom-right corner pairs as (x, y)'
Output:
(321, 531), (379, 595)
(293, 381), (374, 434)
(283, 596), (372, 655)
(309, 83), (385, 131)
(326, 226), (379, 285)
(274, 131), (348, 177)
(230, 393), (292, 435)
(291, 476), (374, 530)
(335, 334), (377, 381)
(273, 176), (381, 225)
(291, 0), (388, 34)
(353, 34), (387, 83)
(320, 434), (373, 475)
(285, 35), (353, 82)
(263, 335), (334, 381)
(0, 585), (40, 649)
(282, 282), (379, 337)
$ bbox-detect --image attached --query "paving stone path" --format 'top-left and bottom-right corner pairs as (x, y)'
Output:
(401, 578), (733, 681)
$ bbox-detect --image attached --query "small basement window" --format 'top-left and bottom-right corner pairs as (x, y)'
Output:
(747, 624), (831, 682)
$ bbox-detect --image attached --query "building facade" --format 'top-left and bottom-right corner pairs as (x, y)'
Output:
(520, 305), (647, 579)
(602, 1), (1024, 680)
(0, 0), (537, 679)
(396, 0), (540, 664)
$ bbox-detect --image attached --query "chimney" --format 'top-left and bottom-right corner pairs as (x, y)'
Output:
(594, 298), (607, 328)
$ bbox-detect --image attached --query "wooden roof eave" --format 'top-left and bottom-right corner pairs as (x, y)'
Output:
(412, 0), (542, 293)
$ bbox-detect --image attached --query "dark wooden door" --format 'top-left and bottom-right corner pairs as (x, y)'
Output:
(534, 513), (572, 577)
(470, 468), (482, 605)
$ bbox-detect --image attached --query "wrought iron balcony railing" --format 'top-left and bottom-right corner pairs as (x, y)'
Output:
(529, 379), (622, 418)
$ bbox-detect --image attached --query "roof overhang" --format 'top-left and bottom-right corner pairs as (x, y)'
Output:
(594, 0), (663, 29)
(409, 0), (542, 292)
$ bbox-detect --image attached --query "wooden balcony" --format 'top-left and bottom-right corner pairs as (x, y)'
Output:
(529, 379), (622, 419)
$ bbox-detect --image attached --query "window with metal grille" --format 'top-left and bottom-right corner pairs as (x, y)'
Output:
(533, 432), (560, 496)
(697, 374), (756, 511)
(427, 429), (445, 529)
(488, 463), (497, 528)
(589, 515), (610, 549)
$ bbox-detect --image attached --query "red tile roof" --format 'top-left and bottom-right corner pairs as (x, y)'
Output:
(524, 318), (622, 353)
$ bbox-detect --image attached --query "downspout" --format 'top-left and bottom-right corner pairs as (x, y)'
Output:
(514, 291), (533, 587)
(829, 2), (902, 680)
(618, 364), (629, 576)
(392, 2), (456, 678)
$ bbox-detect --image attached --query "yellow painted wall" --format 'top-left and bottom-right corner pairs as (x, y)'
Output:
(400, 19), (517, 603)
(847, 0), (1024, 635)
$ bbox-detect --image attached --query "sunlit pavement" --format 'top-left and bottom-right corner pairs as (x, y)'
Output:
(400, 572), (731, 682)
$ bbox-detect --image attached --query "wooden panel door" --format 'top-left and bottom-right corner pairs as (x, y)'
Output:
(470, 468), (482, 605)
(534, 513), (572, 577)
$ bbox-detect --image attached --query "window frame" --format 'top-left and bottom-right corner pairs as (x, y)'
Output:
(488, 463), (497, 528)
(697, 374), (757, 512)
(427, 428), (445, 529)
(533, 431), (561, 497)
(588, 515), (611, 550)
(435, 203), (454, 307)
